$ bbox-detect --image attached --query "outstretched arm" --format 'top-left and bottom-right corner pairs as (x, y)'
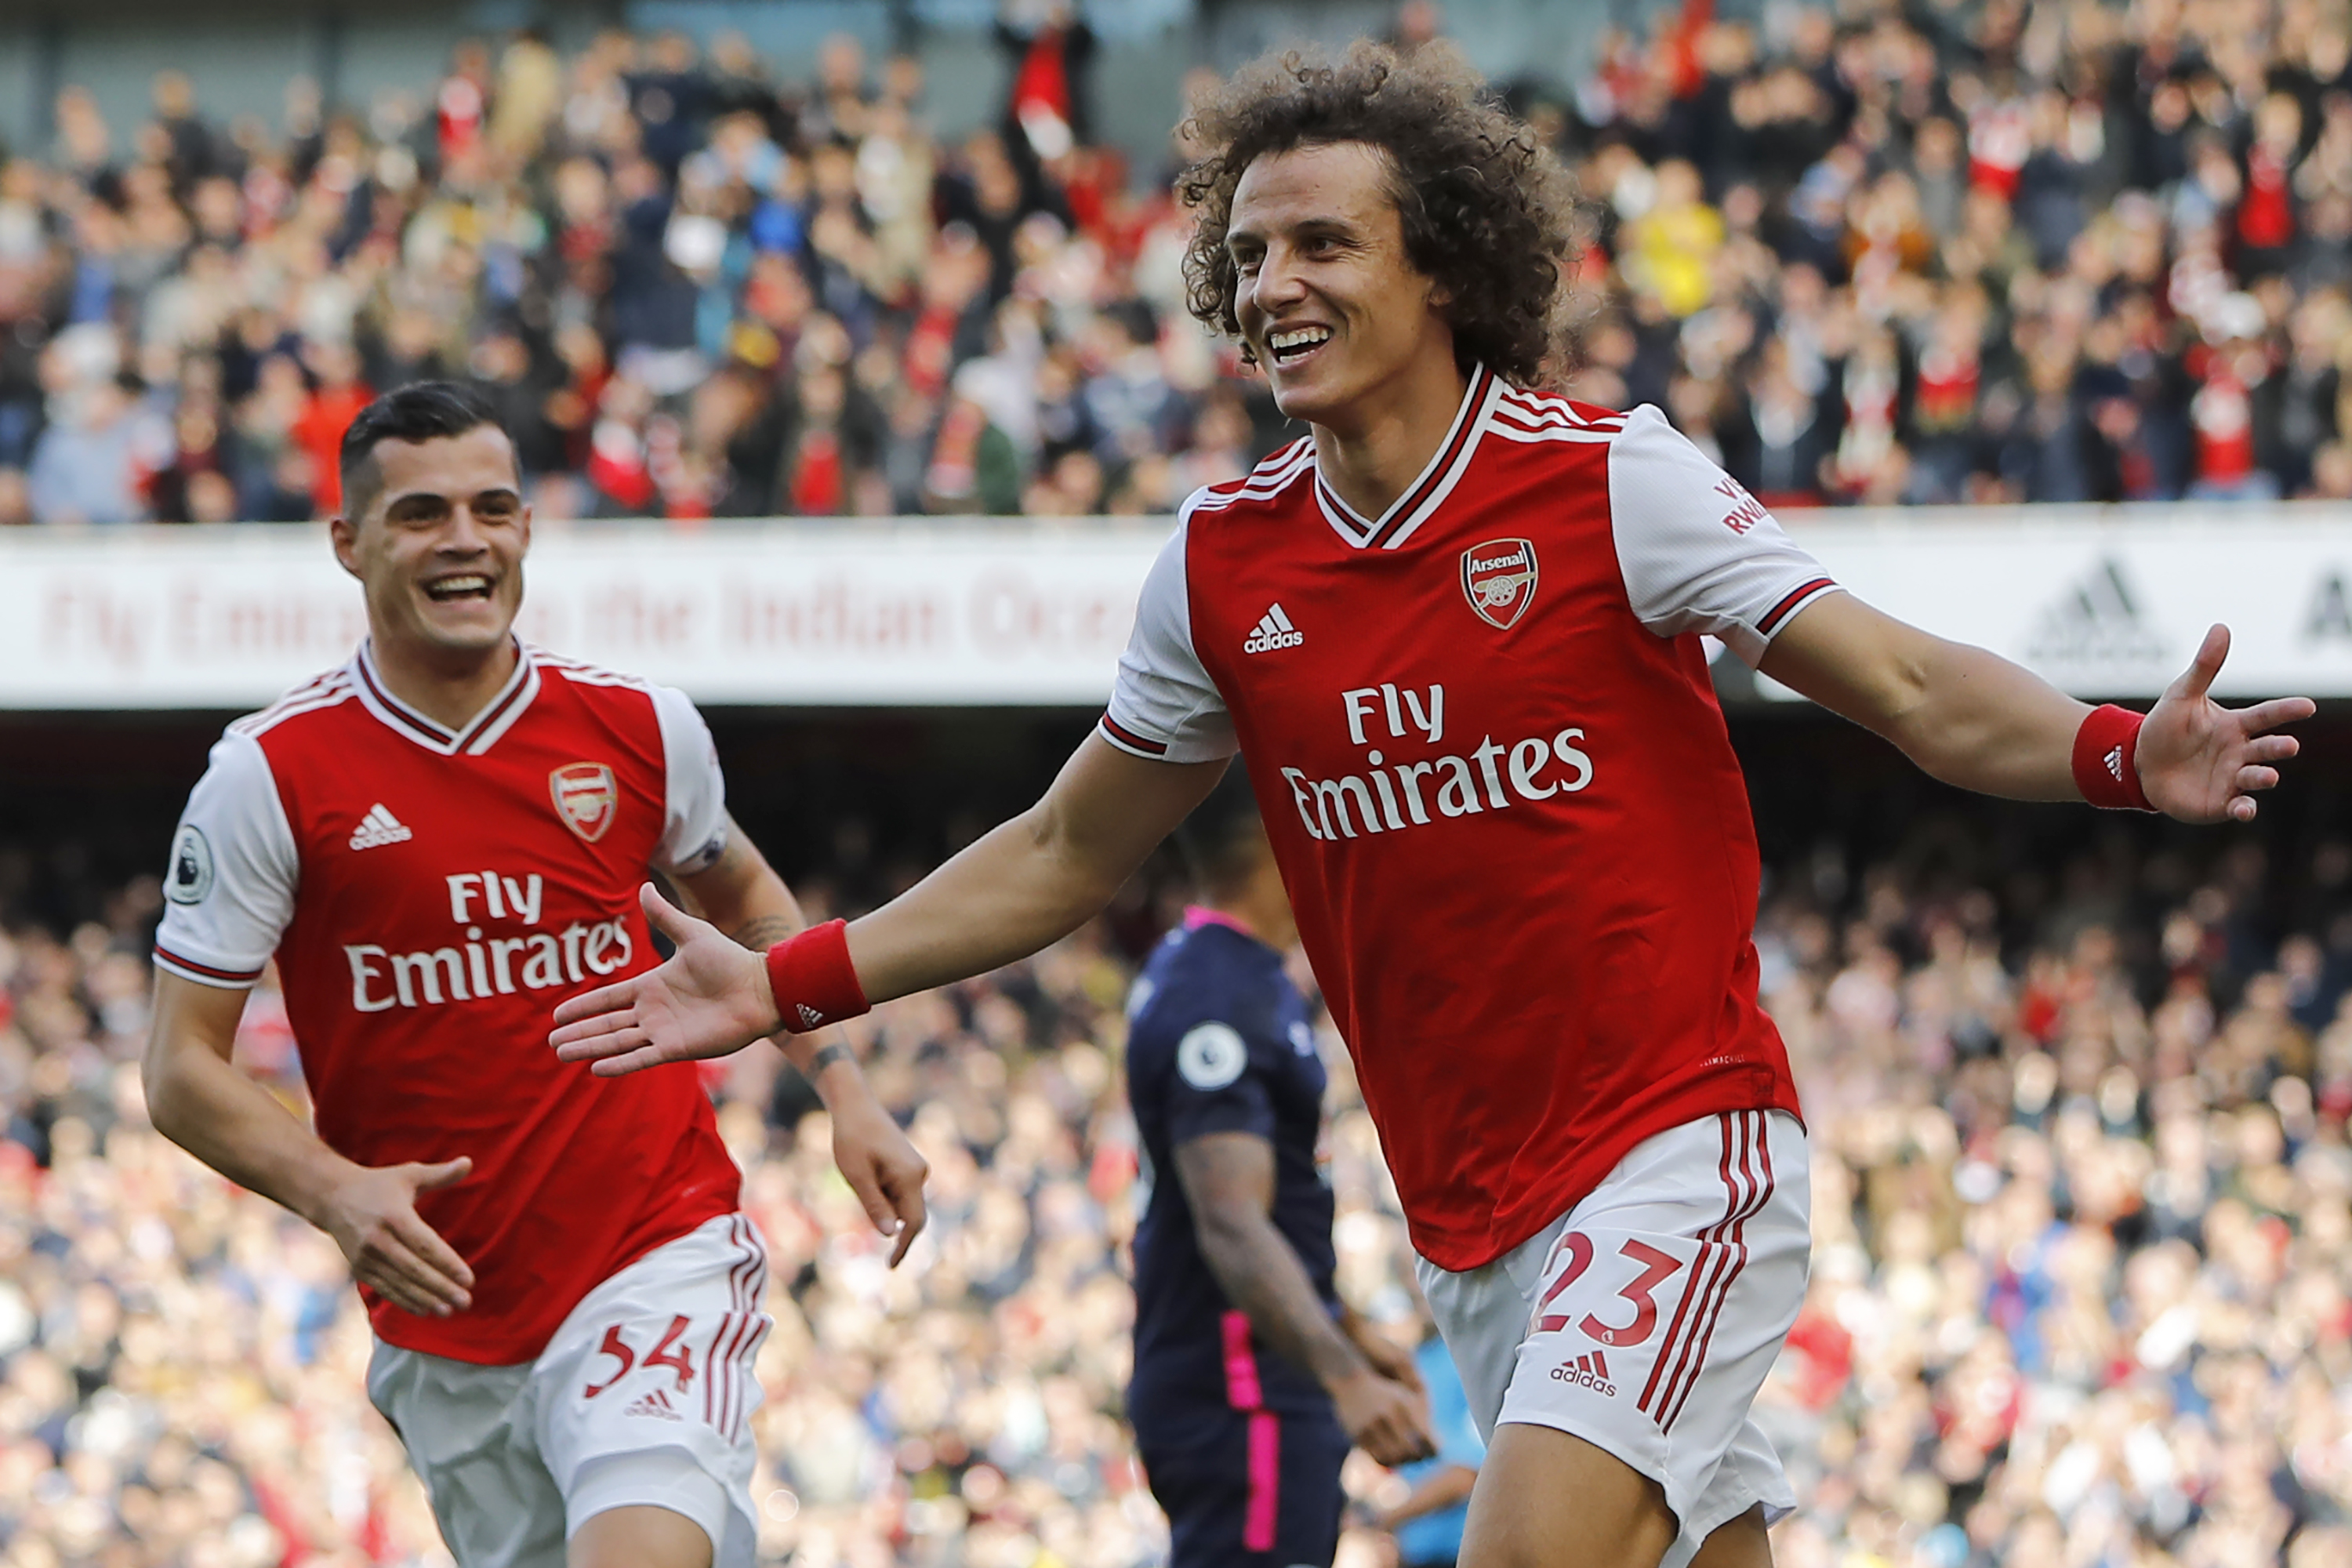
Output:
(670, 817), (931, 1265)
(551, 738), (1225, 1072)
(847, 738), (1226, 998)
(1759, 595), (2312, 820)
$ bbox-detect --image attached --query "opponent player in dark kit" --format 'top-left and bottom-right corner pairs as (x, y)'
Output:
(550, 44), (2310, 1568)
(1127, 768), (1431, 1566)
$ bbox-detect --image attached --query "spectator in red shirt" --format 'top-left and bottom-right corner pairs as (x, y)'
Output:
(288, 340), (372, 517)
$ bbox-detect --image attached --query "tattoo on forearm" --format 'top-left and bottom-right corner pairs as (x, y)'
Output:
(810, 1043), (853, 1074)
(730, 915), (797, 952)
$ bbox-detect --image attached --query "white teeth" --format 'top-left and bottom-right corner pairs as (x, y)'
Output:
(426, 575), (491, 599)
(1269, 328), (1332, 353)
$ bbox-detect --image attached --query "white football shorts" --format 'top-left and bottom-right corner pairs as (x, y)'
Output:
(368, 1212), (773, 1568)
(1417, 1110), (1809, 1568)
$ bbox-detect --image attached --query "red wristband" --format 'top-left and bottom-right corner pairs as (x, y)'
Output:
(2072, 704), (2154, 811)
(764, 920), (871, 1033)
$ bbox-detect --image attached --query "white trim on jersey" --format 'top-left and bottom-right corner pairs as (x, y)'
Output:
(1192, 438), (1316, 513)
(1380, 369), (1508, 551)
(231, 671), (358, 739)
(1495, 386), (1627, 430)
(1312, 365), (1501, 551)
(352, 639), (540, 757)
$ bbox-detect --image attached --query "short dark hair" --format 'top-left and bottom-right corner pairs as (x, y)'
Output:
(339, 380), (508, 520)
(1177, 41), (1577, 387)
(1173, 763), (1270, 900)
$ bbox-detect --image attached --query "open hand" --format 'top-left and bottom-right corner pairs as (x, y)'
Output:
(2137, 626), (2315, 822)
(317, 1156), (475, 1317)
(829, 1091), (931, 1267)
(550, 884), (780, 1076)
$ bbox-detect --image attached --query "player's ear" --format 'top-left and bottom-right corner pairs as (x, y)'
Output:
(328, 513), (363, 579)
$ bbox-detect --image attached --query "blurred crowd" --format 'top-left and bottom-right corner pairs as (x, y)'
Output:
(9, 0), (2352, 528)
(1558, 0), (2352, 504)
(0, 14), (1269, 529)
(4, 803), (2352, 1567)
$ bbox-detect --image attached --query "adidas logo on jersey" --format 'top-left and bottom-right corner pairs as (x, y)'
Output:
(1550, 1350), (1617, 1397)
(624, 1388), (684, 1421)
(1243, 604), (1304, 653)
(348, 804), (413, 851)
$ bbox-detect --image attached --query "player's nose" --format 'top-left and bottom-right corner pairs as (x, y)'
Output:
(1247, 245), (1309, 314)
(441, 504), (494, 552)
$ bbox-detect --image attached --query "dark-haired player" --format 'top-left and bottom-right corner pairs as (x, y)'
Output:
(551, 42), (2312, 1568)
(1127, 767), (1432, 1567)
(144, 382), (930, 1568)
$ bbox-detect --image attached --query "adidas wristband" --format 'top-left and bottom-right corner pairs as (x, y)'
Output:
(2071, 704), (2154, 811)
(764, 920), (871, 1034)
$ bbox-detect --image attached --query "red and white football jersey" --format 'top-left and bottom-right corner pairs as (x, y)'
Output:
(155, 641), (744, 1364)
(1102, 368), (1835, 1272)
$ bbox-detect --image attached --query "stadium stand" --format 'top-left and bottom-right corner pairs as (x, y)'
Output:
(2, 0), (2350, 527)
(6, 5), (2352, 1567)
(4, 729), (2352, 1566)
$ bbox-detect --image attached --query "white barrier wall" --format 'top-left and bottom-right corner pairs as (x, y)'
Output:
(3, 522), (1163, 710)
(4, 509), (2350, 709)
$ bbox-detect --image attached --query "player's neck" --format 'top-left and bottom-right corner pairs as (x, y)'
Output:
(1308, 353), (1470, 521)
(368, 633), (521, 731)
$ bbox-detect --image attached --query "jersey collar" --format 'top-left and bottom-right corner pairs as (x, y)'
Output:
(1311, 363), (1501, 552)
(351, 638), (541, 757)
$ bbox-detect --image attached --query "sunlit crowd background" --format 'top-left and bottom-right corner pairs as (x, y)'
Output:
(4, 0), (2352, 528)
(7, 3), (2352, 1567)
(4, 803), (2352, 1566)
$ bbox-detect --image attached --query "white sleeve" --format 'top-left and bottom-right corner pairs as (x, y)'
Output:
(649, 684), (731, 875)
(153, 729), (299, 988)
(1608, 403), (1843, 666)
(1100, 495), (1238, 764)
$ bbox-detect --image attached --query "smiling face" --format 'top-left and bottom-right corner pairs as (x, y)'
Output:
(331, 423), (529, 664)
(1226, 141), (1459, 434)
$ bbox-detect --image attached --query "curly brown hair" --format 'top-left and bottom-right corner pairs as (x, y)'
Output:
(1176, 41), (1578, 388)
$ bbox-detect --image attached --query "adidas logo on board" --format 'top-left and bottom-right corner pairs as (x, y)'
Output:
(348, 804), (414, 851)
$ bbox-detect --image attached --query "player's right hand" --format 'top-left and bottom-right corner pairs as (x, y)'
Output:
(549, 884), (779, 1076)
(317, 1156), (476, 1318)
(1332, 1366), (1438, 1468)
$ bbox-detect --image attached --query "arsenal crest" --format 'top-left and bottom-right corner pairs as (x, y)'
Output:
(550, 762), (619, 843)
(1462, 538), (1538, 630)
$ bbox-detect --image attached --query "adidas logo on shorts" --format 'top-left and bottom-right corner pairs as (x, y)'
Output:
(1243, 604), (1303, 653)
(624, 1388), (684, 1421)
(348, 804), (414, 851)
(1550, 1349), (1617, 1397)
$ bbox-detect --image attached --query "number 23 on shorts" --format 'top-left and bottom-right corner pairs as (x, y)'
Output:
(583, 1313), (697, 1398)
(1530, 1231), (1684, 1349)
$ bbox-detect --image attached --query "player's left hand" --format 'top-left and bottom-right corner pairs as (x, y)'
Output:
(827, 1091), (930, 1267)
(550, 884), (781, 1074)
(2136, 625), (2315, 823)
